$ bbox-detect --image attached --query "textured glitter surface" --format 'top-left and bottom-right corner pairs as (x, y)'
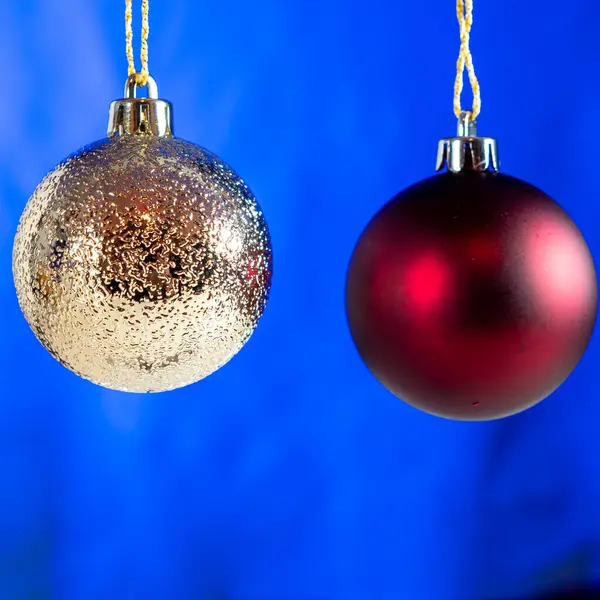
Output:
(13, 135), (272, 392)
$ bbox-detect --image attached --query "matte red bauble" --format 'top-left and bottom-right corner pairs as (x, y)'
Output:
(346, 117), (598, 420)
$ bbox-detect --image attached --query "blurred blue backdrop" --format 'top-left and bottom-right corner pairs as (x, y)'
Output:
(1, 1), (600, 599)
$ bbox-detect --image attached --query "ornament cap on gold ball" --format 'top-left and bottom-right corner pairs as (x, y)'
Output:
(436, 111), (499, 173)
(108, 73), (173, 137)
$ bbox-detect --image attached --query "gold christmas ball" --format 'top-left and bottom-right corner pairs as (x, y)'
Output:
(13, 132), (272, 392)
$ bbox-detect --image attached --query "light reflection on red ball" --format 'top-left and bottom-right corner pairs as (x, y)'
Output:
(346, 172), (598, 420)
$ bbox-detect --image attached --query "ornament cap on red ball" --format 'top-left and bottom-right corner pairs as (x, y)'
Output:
(346, 113), (598, 421)
(436, 111), (499, 173)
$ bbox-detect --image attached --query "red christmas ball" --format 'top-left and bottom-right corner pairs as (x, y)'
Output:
(346, 172), (598, 420)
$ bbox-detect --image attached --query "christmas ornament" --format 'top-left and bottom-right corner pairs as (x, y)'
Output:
(345, 0), (597, 420)
(13, 1), (272, 393)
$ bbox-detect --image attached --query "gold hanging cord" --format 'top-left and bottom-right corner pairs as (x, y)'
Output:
(453, 0), (481, 120)
(125, 0), (150, 86)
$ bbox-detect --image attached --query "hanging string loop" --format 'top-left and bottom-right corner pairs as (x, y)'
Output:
(125, 0), (150, 87)
(454, 0), (481, 121)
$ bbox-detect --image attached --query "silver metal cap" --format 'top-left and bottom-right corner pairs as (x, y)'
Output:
(108, 74), (173, 137)
(436, 112), (499, 173)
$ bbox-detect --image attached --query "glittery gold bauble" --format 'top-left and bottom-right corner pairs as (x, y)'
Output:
(13, 78), (272, 393)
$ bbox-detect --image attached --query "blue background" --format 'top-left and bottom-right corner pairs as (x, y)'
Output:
(0, 1), (599, 599)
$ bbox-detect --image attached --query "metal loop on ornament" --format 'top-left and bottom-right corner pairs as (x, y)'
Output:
(124, 73), (159, 100)
(457, 111), (477, 137)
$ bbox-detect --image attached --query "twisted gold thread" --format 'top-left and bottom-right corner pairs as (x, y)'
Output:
(454, 0), (481, 120)
(126, 0), (150, 86)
